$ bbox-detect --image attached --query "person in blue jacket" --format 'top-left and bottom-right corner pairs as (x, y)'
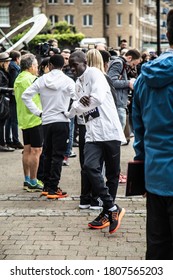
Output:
(133, 9), (173, 260)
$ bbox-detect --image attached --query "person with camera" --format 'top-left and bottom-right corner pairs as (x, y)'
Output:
(0, 52), (15, 152)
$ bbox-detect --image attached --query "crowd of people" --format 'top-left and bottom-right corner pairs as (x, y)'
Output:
(1, 9), (173, 258)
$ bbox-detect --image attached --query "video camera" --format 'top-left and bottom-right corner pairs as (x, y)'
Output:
(35, 42), (60, 57)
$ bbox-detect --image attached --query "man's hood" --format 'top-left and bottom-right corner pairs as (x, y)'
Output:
(141, 51), (173, 89)
(43, 69), (63, 90)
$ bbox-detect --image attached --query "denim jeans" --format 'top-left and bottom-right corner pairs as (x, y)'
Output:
(64, 117), (74, 157)
(0, 119), (6, 146)
(5, 101), (19, 144)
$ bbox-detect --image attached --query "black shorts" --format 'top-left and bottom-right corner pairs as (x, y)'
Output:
(22, 125), (43, 148)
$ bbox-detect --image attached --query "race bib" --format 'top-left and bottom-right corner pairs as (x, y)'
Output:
(83, 107), (100, 123)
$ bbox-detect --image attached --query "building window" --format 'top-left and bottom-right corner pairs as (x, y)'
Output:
(82, 0), (93, 3)
(47, 0), (58, 4)
(105, 14), (110, 26)
(64, 0), (74, 3)
(129, 35), (132, 47)
(116, 0), (122, 3)
(64, 15), (74, 25)
(161, 21), (166, 28)
(117, 13), (122, 26)
(129, 13), (133, 25)
(0, 7), (10, 27)
(129, 0), (133, 3)
(83, 15), (93, 26)
(162, 7), (169, 15)
(105, 0), (110, 4)
(117, 36), (121, 48)
(49, 15), (58, 26)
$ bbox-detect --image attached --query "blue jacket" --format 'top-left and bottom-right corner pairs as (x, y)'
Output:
(133, 49), (173, 196)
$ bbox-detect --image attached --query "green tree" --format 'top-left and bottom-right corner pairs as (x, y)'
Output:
(52, 21), (77, 34)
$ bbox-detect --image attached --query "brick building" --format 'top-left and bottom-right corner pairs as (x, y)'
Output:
(0, 0), (172, 51)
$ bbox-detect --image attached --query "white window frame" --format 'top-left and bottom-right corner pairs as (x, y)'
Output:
(82, 0), (93, 4)
(64, 15), (74, 25)
(49, 15), (58, 26)
(117, 36), (121, 48)
(105, 14), (110, 27)
(0, 7), (10, 27)
(129, 35), (132, 47)
(129, 13), (133, 25)
(64, 0), (74, 4)
(47, 0), (58, 4)
(116, 0), (122, 4)
(117, 13), (122, 26)
(83, 15), (93, 27)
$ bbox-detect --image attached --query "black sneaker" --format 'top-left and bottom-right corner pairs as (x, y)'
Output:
(12, 142), (24, 149)
(109, 205), (125, 234)
(88, 210), (110, 229)
(26, 182), (43, 192)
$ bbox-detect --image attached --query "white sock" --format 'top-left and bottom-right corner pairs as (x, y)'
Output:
(108, 205), (117, 211)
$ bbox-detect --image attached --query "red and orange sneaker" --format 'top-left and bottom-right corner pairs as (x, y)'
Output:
(47, 188), (68, 199)
(57, 187), (68, 197)
(88, 210), (110, 229)
(109, 205), (126, 234)
(42, 190), (48, 196)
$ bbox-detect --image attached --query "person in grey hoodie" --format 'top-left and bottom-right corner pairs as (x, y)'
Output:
(22, 54), (75, 199)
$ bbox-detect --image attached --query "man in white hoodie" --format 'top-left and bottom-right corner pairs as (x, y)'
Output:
(66, 50), (126, 234)
(22, 54), (75, 199)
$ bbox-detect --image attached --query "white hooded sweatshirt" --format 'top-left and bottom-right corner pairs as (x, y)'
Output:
(22, 69), (75, 125)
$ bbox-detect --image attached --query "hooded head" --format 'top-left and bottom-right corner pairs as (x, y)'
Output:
(140, 9), (173, 89)
(166, 9), (173, 46)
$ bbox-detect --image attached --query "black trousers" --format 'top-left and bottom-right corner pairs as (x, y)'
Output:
(83, 140), (121, 210)
(146, 192), (173, 260)
(0, 118), (6, 146)
(43, 122), (69, 193)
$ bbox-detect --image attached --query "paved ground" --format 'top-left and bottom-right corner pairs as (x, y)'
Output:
(0, 139), (146, 260)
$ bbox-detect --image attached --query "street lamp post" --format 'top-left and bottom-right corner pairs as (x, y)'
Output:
(156, 0), (161, 55)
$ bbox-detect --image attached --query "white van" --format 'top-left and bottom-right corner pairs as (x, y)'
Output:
(80, 37), (107, 49)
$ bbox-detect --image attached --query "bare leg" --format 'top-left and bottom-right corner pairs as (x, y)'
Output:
(22, 144), (31, 177)
(30, 147), (42, 180)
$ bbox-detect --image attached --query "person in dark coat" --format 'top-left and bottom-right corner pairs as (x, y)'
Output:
(5, 50), (23, 149)
(0, 52), (15, 152)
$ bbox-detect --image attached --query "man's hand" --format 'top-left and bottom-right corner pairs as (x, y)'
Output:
(129, 78), (136, 90)
(79, 96), (90, 107)
(63, 111), (70, 118)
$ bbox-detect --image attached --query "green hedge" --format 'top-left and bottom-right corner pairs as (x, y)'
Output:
(12, 33), (85, 53)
